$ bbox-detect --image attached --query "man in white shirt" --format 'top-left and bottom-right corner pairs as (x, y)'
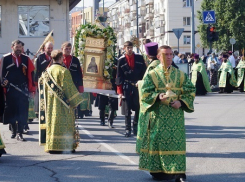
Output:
(173, 50), (180, 64)
(228, 51), (236, 68)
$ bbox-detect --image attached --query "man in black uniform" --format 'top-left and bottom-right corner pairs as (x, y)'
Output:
(95, 58), (118, 127)
(0, 40), (36, 141)
(34, 41), (53, 118)
(61, 42), (84, 118)
(116, 41), (146, 137)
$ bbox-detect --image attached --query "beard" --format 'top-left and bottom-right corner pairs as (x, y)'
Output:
(14, 50), (21, 55)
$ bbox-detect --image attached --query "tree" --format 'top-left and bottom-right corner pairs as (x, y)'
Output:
(197, 0), (245, 52)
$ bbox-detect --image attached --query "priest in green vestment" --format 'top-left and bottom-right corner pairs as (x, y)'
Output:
(236, 56), (245, 92)
(218, 54), (237, 93)
(137, 45), (195, 182)
(191, 54), (211, 95)
(38, 50), (83, 153)
(0, 133), (6, 157)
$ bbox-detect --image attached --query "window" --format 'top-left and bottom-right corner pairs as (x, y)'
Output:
(18, 6), (50, 37)
(184, 35), (191, 44)
(183, 17), (191, 26)
(183, 0), (192, 7)
(0, 6), (1, 37)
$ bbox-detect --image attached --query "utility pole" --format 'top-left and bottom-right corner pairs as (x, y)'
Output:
(103, 0), (104, 15)
(191, 0), (195, 53)
(83, 0), (85, 24)
(136, 0), (139, 53)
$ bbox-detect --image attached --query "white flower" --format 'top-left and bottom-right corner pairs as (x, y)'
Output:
(105, 66), (109, 69)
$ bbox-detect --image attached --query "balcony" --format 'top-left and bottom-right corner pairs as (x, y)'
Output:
(125, 22), (131, 28)
(144, 28), (154, 37)
(139, 16), (145, 25)
(131, 19), (137, 27)
(130, 12), (137, 20)
(155, 27), (165, 36)
(144, 12), (154, 20)
(124, 8), (130, 14)
(139, 0), (146, 7)
(145, 0), (154, 5)
(130, 5), (137, 12)
(129, 0), (135, 6)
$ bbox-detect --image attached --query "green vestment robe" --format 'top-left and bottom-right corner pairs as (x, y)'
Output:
(191, 60), (211, 92)
(39, 64), (83, 152)
(137, 59), (160, 153)
(218, 61), (237, 87)
(0, 133), (6, 156)
(137, 64), (195, 174)
(0, 133), (5, 150)
(236, 60), (245, 90)
(80, 92), (92, 111)
(28, 96), (36, 121)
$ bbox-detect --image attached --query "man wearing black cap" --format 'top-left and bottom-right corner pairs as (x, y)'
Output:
(218, 54), (237, 93)
(116, 41), (146, 137)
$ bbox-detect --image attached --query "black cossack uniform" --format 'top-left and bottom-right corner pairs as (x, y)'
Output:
(1, 53), (31, 134)
(116, 54), (146, 133)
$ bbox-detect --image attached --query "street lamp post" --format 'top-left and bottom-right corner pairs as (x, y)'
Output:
(83, 0), (85, 24)
(136, 0), (139, 53)
(191, 0), (195, 53)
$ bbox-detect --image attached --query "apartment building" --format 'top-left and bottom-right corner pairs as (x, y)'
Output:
(108, 0), (205, 55)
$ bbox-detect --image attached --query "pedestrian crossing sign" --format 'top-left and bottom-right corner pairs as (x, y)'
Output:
(203, 10), (216, 24)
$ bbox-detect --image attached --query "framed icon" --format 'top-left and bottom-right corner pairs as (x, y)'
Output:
(83, 52), (104, 78)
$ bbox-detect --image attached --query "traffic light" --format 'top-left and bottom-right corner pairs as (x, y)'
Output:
(207, 26), (219, 42)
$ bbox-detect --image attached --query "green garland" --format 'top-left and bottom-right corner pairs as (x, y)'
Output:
(74, 23), (117, 79)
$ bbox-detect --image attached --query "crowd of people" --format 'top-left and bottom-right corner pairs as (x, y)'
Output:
(1, 37), (244, 182)
(172, 49), (245, 95)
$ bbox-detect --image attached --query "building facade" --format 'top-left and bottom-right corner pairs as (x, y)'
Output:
(108, 0), (206, 55)
(71, 11), (82, 39)
(0, 0), (80, 57)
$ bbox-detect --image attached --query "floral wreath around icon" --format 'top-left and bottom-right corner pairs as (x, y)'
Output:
(75, 23), (117, 79)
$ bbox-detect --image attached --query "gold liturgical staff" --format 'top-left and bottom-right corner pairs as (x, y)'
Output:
(159, 53), (177, 104)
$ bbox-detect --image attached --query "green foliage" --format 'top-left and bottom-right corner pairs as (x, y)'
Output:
(197, 0), (245, 52)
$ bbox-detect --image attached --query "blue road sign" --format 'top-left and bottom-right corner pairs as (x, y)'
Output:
(203, 10), (216, 24)
(172, 28), (184, 39)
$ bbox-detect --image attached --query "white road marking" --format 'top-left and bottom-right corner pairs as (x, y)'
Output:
(80, 126), (150, 176)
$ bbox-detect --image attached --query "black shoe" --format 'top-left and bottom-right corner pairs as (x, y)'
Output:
(152, 176), (163, 181)
(11, 134), (16, 139)
(17, 134), (26, 141)
(100, 121), (105, 126)
(176, 178), (187, 182)
(125, 130), (131, 137)
(23, 129), (28, 134)
(49, 151), (62, 154)
(108, 122), (114, 128)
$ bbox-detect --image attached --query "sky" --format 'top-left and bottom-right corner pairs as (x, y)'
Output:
(76, 0), (116, 8)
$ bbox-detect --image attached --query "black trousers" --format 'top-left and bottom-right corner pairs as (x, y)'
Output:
(122, 86), (140, 131)
(96, 94), (118, 122)
(3, 87), (29, 134)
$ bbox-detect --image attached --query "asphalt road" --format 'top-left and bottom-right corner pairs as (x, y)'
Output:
(0, 92), (245, 182)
